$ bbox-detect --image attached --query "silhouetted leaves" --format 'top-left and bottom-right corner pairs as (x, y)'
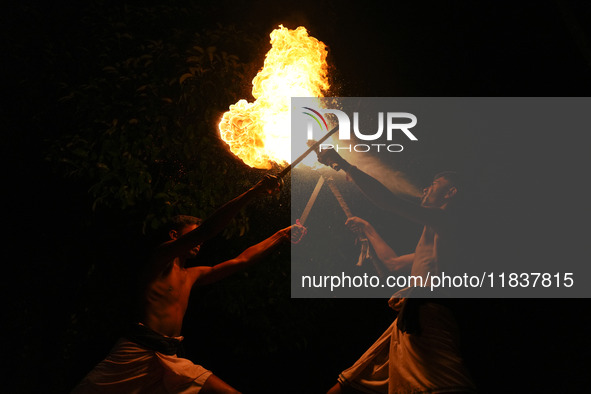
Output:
(46, 4), (262, 235)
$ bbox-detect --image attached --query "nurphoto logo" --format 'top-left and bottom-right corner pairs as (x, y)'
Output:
(302, 106), (418, 153)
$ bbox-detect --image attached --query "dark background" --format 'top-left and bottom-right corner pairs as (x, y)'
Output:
(4, 0), (591, 393)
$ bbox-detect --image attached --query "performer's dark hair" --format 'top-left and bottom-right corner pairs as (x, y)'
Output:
(167, 215), (203, 232)
(434, 171), (461, 189)
(433, 170), (475, 213)
(146, 215), (203, 247)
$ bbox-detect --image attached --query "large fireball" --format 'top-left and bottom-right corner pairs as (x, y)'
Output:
(218, 25), (329, 169)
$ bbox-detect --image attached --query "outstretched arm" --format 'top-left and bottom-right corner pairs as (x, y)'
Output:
(346, 166), (447, 228)
(153, 175), (282, 267)
(346, 216), (414, 272)
(189, 224), (301, 286)
(317, 149), (447, 229)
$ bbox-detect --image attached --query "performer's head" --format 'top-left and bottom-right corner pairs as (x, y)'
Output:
(421, 171), (460, 209)
(167, 215), (203, 257)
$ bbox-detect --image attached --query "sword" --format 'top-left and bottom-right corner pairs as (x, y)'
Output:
(299, 175), (325, 226)
(278, 125), (339, 178)
(325, 177), (384, 277)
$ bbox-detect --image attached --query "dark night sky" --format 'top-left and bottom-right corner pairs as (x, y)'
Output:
(4, 0), (591, 393)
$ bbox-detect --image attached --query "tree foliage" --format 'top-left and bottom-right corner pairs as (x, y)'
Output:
(47, 1), (267, 235)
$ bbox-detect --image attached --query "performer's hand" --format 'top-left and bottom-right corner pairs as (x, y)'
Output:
(253, 174), (283, 195)
(314, 145), (351, 172)
(289, 220), (308, 244)
(345, 216), (368, 234)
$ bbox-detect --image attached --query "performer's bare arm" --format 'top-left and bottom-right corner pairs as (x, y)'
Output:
(189, 225), (299, 286)
(317, 150), (447, 228)
(347, 166), (447, 228)
(149, 175), (282, 276)
(346, 216), (413, 272)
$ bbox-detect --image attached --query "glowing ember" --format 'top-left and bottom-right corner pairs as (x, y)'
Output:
(219, 25), (330, 169)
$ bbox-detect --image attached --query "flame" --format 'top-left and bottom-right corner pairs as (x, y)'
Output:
(219, 25), (329, 169)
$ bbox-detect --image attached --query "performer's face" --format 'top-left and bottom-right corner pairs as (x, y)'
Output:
(421, 176), (453, 208)
(177, 224), (202, 257)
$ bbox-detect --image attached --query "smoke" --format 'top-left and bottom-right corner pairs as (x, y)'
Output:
(346, 153), (422, 199)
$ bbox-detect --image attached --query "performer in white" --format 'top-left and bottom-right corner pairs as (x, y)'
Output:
(73, 175), (306, 394)
(318, 149), (476, 394)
